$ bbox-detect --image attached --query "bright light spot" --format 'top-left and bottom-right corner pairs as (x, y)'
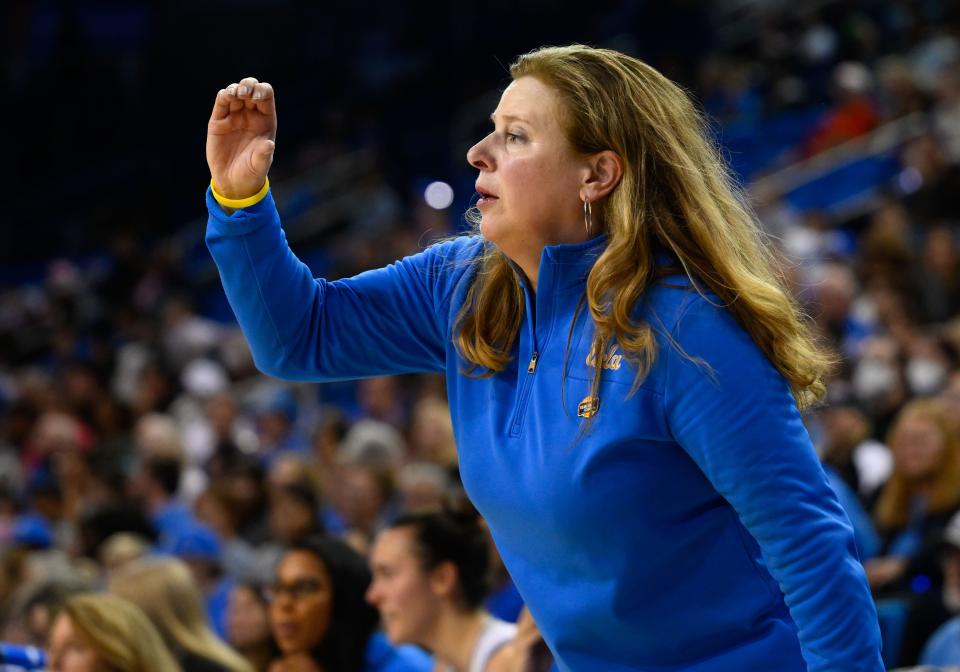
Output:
(424, 181), (454, 210)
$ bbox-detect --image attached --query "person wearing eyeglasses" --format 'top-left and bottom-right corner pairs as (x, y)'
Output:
(266, 535), (432, 672)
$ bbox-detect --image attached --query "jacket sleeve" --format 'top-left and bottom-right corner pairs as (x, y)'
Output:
(205, 188), (472, 382)
(662, 293), (884, 672)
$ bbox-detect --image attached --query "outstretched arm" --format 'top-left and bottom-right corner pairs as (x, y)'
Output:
(205, 77), (475, 382)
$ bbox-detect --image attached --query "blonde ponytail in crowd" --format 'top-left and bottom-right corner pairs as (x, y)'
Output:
(110, 557), (254, 672)
(60, 593), (183, 672)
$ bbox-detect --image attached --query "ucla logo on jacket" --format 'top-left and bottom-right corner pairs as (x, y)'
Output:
(585, 345), (623, 371)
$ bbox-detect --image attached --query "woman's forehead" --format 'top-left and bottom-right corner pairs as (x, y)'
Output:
(374, 526), (417, 559)
(493, 77), (561, 129)
(279, 549), (326, 576)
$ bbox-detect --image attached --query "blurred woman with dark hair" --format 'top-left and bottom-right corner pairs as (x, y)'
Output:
(266, 535), (431, 672)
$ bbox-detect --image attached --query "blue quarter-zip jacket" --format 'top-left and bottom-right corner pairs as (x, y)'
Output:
(206, 189), (883, 672)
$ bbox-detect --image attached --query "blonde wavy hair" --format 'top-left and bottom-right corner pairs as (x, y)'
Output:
(455, 44), (833, 409)
(109, 557), (253, 672)
(58, 593), (182, 672)
(874, 399), (960, 531)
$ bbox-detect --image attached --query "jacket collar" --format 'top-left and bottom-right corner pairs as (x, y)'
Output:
(536, 234), (679, 292)
(538, 233), (608, 292)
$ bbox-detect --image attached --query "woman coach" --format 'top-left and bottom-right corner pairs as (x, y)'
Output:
(204, 45), (883, 671)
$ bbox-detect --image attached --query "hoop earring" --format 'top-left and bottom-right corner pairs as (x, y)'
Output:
(583, 197), (592, 235)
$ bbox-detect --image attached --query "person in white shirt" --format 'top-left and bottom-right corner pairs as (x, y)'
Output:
(366, 510), (545, 672)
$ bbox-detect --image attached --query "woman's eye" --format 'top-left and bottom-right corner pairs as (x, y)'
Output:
(506, 131), (525, 144)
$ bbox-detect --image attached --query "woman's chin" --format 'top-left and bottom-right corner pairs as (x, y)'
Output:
(478, 217), (503, 244)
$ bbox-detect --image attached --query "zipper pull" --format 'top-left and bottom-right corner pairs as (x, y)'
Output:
(527, 351), (539, 373)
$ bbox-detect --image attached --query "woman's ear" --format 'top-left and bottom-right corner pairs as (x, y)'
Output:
(430, 561), (458, 598)
(581, 150), (623, 202)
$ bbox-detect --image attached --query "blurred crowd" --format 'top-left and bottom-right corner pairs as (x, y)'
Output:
(8, 1), (960, 671)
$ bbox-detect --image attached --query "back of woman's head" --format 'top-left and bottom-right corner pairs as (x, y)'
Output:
(109, 557), (253, 672)
(289, 535), (379, 672)
(458, 44), (832, 411)
(60, 593), (182, 672)
(388, 509), (490, 610)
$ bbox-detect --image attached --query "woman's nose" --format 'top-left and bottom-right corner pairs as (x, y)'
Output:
(467, 137), (492, 171)
(365, 582), (379, 605)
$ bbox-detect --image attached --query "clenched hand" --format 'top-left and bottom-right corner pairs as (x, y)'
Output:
(206, 76), (276, 199)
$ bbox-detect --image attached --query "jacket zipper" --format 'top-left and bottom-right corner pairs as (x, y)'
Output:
(509, 350), (539, 437)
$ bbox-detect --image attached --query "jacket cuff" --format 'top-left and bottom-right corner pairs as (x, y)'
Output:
(205, 186), (278, 237)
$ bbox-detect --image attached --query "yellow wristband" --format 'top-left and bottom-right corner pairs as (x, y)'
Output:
(210, 177), (270, 209)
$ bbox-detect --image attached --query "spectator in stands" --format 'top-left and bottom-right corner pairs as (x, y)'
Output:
(132, 450), (193, 547)
(357, 377), (406, 429)
(46, 593), (181, 672)
(220, 455), (271, 547)
(194, 484), (257, 581)
(876, 57), (929, 122)
(203, 393), (259, 477)
(256, 390), (308, 459)
(408, 397), (458, 468)
(308, 408), (349, 498)
(395, 462), (451, 515)
(851, 334), (912, 439)
(867, 399), (960, 595)
(805, 61), (879, 155)
(226, 582), (276, 672)
(131, 362), (178, 418)
(1, 578), (90, 649)
(73, 499), (155, 564)
(339, 420), (406, 470)
(819, 404), (887, 497)
(893, 510), (960, 666)
(900, 133), (960, 227)
(266, 535), (431, 672)
(941, 371), (960, 437)
(267, 453), (316, 493)
(367, 510), (545, 672)
(809, 262), (874, 362)
(332, 462), (395, 555)
(914, 224), (960, 325)
(162, 521), (235, 639)
(97, 531), (149, 579)
(933, 63), (960, 163)
(109, 557), (252, 672)
(269, 483), (324, 547)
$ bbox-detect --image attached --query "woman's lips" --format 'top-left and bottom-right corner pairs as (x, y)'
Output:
(274, 622), (300, 640)
(475, 184), (498, 208)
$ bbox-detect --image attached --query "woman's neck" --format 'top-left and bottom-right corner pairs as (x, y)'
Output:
(425, 608), (489, 672)
(239, 642), (274, 672)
